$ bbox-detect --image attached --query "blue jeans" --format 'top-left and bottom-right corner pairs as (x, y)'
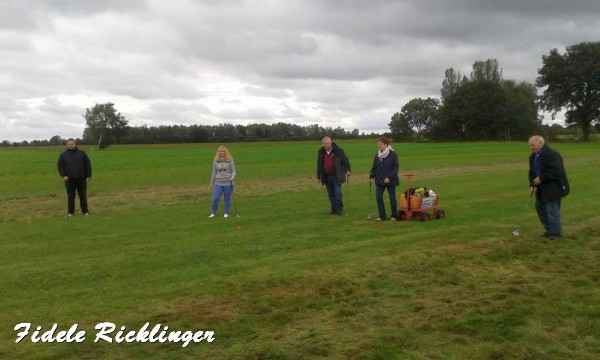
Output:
(535, 198), (562, 237)
(212, 185), (233, 215)
(376, 184), (397, 220)
(324, 175), (343, 212)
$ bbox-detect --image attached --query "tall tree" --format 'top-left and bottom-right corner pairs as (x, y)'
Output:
(398, 98), (440, 141)
(388, 112), (413, 141)
(441, 68), (467, 103)
(470, 59), (503, 83)
(536, 42), (600, 141)
(435, 59), (539, 141)
(439, 60), (505, 141)
(49, 135), (63, 145)
(83, 103), (128, 149)
(501, 80), (541, 140)
(440, 81), (506, 140)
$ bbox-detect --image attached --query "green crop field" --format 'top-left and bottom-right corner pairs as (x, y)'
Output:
(1, 140), (599, 359)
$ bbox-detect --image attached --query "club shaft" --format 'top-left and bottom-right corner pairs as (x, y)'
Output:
(368, 181), (372, 217)
(516, 190), (534, 229)
(231, 181), (239, 216)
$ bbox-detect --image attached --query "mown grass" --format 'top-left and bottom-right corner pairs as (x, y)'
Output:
(1, 140), (599, 359)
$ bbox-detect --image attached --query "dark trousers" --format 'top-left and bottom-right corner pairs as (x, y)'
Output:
(324, 175), (343, 212)
(65, 178), (89, 214)
(376, 184), (397, 220)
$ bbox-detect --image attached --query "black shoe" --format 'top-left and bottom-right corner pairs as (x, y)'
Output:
(336, 211), (344, 216)
(541, 231), (550, 238)
(548, 235), (562, 241)
(330, 210), (337, 214)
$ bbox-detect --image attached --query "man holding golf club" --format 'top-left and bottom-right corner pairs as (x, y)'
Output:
(317, 136), (351, 216)
(528, 135), (569, 240)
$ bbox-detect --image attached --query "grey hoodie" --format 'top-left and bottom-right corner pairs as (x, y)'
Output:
(211, 159), (236, 186)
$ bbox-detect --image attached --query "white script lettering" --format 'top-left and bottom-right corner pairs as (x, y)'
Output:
(14, 323), (85, 343)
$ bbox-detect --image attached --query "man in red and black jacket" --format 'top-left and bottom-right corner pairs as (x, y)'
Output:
(317, 136), (351, 215)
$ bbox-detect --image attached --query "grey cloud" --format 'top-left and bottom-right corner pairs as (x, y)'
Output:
(216, 107), (278, 121)
(138, 101), (213, 125)
(0, 0), (147, 31)
(1, 0), (597, 141)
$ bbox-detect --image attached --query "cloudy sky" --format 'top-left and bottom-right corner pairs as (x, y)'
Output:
(1, 0), (599, 142)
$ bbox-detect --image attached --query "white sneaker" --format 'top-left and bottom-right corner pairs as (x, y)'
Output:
(208, 214), (215, 218)
(224, 213), (229, 218)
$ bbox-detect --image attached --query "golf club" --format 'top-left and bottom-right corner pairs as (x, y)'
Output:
(345, 174), (349, 217)
(367, 180), (372, 220)
(512, 189), (534, 236)
(231, 181), (240, 218)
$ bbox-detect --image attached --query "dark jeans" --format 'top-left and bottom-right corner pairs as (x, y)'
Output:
(324, 175), (343, 213)
(535, 197), (562, 236)
(65, 178), (89, 214)
(376, 184), (397, 220)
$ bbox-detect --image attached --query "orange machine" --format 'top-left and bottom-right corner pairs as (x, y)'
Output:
(399, 172), (445, 221)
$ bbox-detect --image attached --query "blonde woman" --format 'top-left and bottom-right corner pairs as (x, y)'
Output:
(209, 146), (236, 218)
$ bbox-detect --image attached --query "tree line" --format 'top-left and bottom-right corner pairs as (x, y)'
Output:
(86, 119), (368, 148)
(0, 120), (372, 148)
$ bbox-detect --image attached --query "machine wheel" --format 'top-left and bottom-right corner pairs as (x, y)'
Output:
(435, 209), (446, 219)
(420, 212), (431, 222)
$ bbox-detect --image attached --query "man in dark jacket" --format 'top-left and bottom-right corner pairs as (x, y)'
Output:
(528, 135), (569, 240)
(317, 136), (351, 215)
(57, 138), (92, 216)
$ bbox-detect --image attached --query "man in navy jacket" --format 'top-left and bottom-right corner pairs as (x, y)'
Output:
(528, 135), (569, 239)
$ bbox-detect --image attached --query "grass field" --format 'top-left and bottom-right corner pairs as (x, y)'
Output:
(1, 140), (599, 359)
